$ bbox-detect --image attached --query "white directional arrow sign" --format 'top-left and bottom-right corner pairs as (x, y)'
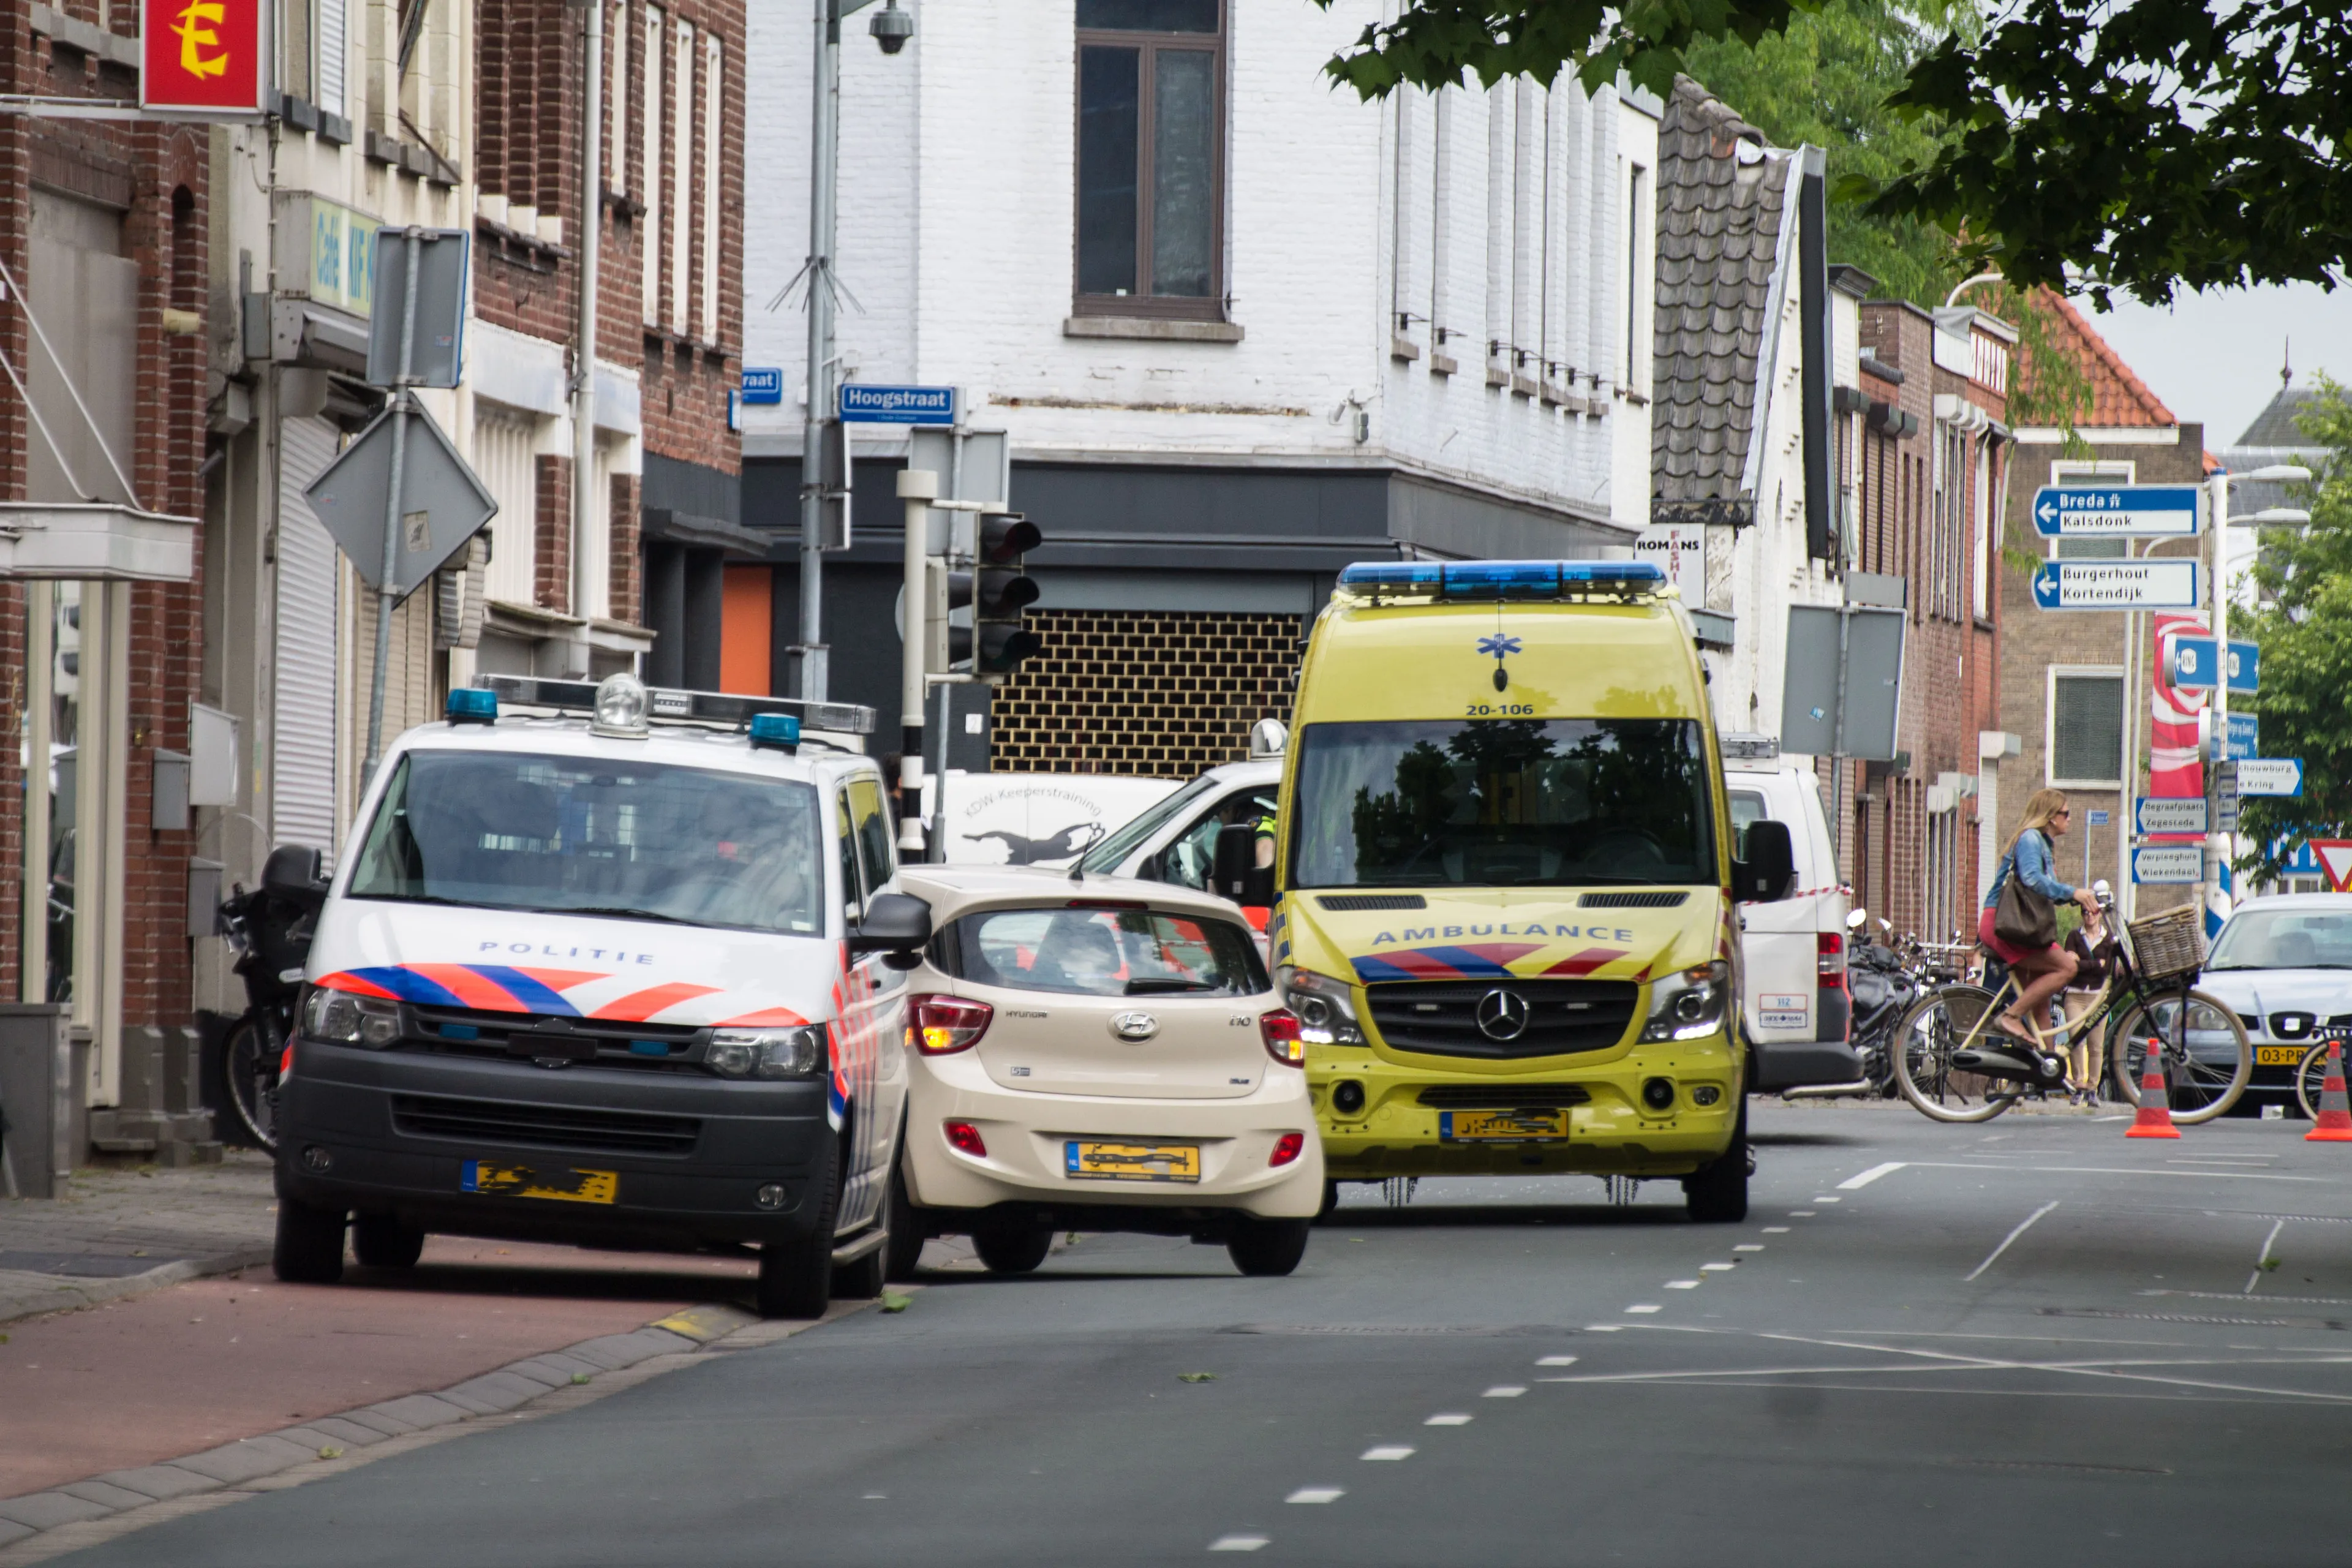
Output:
(2237, 759), (2304, 796)
(2031, 484), (2204, 538)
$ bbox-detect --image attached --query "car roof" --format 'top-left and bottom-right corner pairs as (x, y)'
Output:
(901, 864), (1249, 924)
(389, 715), (880, 785)
(2228, 894), (2352, 914)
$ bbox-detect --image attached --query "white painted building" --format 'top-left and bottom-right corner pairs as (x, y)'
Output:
(741, 0), (1660, 775)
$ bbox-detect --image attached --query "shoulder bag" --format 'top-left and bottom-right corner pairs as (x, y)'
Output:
(1992, 832), (2057, 949)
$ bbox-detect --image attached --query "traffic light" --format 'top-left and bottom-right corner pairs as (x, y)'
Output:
(973, 511), (1042, 681)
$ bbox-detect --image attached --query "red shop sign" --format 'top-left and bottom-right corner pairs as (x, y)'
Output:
(141, 0), (269, 117)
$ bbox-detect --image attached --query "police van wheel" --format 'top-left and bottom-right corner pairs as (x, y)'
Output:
(972, 1216), (1053, 1275)
(274, 1196), (347, 1284)
(351, 1213), (425, 1270)
(758, 1159), (842, 1319)
(1227, 1217), (1311, 1277)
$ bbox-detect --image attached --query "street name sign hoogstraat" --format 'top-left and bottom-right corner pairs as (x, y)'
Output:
(2135, 797), (2207, 836)
(839, 384), (956, 425)
(2030, 484), (2204, 537)
(2132, 845), (2204, 885)
(2031, 560), (2202, 611)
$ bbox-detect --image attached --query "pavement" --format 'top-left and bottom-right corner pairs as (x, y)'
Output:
(0, 1155), (281, 1325)
(14, 1102), (2352, 1565)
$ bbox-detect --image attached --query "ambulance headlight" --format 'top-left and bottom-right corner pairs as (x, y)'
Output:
(303, 986), (402, 1049)
(1276, 968), (1362, 1046)
(707, 1027), (825, 1079)
(1641, 961), (1730, 1042)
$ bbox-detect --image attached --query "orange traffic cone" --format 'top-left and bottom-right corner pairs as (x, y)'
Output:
(2126, 1028), (2181, 1140)
(2306, 1036), (2352, 1142)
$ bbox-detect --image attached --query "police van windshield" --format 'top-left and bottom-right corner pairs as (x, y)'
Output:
(1288, 718), (1717, 889)
(347, 750), (827, 935)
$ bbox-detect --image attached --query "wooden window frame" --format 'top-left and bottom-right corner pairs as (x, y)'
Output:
(1071, 4), (1227, 322)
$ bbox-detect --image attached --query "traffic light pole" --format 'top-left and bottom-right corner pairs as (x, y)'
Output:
(897, 467), (940, 852)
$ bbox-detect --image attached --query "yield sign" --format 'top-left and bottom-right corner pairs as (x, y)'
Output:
(2310, 840), (2352, 894)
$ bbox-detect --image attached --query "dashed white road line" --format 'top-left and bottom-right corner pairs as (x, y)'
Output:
(1665, 1280), (1702, 1289)
(1483, 1385), (1526, 1398)
(1963, 1200), (2061, 1282)
(1537, 1354), (1578, 1366)
(1362, 1445), (1417, 1460)
(1624, 1304), (1662, 1314)
(1734, 1245), (1765, 1252)
(1789, 1210), (1816, 1218)
(1286, 1487), (1344, 1504)
(1209, 1534), (1270, 1551)
(1812, 1196), (1844, 1204)
(1424, 1414), (1472, 1426)
(1839, 1161), (1908, 1189)
(1762, 1226), (1790, 1234)
(1701, 1262), (1736, 1272)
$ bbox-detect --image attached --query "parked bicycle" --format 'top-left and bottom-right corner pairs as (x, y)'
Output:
(1888, 902), (2252, 1124)
(2292, 1030), (2352, 1121)
(215, 847), (327, 1151)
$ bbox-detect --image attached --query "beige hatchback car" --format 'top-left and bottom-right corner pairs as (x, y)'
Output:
(888, 866), (1322, 1279)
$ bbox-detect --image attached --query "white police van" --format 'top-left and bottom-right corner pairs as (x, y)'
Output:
(270, 673), (931, 1318)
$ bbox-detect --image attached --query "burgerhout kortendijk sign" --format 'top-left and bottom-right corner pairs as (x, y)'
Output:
(2030, 559), (2202, 611)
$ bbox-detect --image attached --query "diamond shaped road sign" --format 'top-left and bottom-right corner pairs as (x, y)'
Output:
(303, 400), (497, 600)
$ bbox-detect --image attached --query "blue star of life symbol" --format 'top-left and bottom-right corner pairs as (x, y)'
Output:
(1477, 634), (1523, 659)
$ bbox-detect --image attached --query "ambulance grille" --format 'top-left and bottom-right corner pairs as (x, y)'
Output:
(1578, 891), (1689, 909)
(391, 1095), (701, 1156)
(1365, 979), (1640, 1060)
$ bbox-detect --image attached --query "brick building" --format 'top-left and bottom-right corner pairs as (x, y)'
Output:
(1845, 296), (2013, 940)
(2, 0), (219, 1156)
(1992, 292), (2204, 920)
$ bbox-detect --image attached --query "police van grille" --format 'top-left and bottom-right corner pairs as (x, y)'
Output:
(1365, 980), (1640, 1059)
(391, 1095), (701, 1156)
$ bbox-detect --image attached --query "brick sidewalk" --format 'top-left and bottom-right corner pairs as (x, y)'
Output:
(0, 1155), (279, 1326)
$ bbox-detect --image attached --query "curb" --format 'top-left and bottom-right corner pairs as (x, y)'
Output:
(0, 1296), (855, 1564)
(0, 1248), (275, 1330)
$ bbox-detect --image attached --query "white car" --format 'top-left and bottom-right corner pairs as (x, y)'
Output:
(1721, 736), (1857, 1091)
(891, 865), (1322, 1278)
(2195, 892), (2352, 1114)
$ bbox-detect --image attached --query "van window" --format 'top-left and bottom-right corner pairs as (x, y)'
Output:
(1728, 790), (1768, 856)
(848, 778), (896, 897)
(1289, 718), (1717, 889)
(836, 789), (864, 913)
(347, 750), (825, 935)
(947, 905), (1270, 997)
(1145, 786), (1280, 891)
(1074, 774), (1221, 875)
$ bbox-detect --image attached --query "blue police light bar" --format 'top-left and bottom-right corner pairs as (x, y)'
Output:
(748, 713), (801, 752)
(447, 687), (498, 725)
(1334, 559), (1666, 604)
(476, 676), (877, 736)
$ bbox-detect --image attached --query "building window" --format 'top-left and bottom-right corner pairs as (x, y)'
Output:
(641, 5), (665, 327)
(2049, 668), (2125, 788)
(1073, 0), (1223, 319)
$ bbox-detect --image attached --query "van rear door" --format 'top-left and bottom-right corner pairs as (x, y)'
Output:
(1732, 772), (1857, 1090)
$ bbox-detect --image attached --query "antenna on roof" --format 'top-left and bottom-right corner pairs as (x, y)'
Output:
(2283, 337), (2293, 388)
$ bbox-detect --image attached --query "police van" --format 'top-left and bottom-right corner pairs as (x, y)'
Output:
(268, 673), (931, 1318)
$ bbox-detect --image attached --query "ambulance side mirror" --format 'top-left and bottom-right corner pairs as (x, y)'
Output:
(1733, 820), (1797, 903)
(1213, 824), (1273, 908)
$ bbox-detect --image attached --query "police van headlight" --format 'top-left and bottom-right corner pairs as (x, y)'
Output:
(1277, 968), (1363, 1046)
(1641, 961), (1730, 1042)
(303, 986), (402, 1049)
(707, 1027), (826, 1079)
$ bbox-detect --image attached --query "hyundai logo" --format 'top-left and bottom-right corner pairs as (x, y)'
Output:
(1110, 1011), (1160, 1043)
(1475, 989), (1531, 1042)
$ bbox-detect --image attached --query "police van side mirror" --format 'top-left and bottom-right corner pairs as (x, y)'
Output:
(848, 892), (933, 964)
(1212, 823), (1273, 908)
(1732, 819), (1797, 903)
(262, 845), (330, 904)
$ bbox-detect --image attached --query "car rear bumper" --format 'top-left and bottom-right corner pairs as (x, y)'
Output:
(902, 1055), (1322, 1219)
(275, 1038), (840, 1247)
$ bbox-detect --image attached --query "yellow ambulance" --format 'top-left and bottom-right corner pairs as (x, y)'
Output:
(1231, 560), (1797, 1222)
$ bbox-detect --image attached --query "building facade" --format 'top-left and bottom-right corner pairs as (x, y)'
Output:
(741, 0), (1662, 777)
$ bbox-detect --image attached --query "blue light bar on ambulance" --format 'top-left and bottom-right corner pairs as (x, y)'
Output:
(446, 687), (498, 725)
(474, 676), (877, 737)
(1333, 559), (1667, 605)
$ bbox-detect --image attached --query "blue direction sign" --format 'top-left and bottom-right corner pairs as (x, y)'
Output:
(839, 384), (956, 425)
(2223, 711), (2258, 761)
(2031, 559), (2201, 611)
(2132, 845), (2204, 885)
(740, 368), (783, 405)
(2031, 484), (2204, 537)
(2169, 636), (2259, 693)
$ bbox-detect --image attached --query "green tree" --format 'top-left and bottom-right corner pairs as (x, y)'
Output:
(2234, 382), (2352, 883)
(1313, 0), (2352, 306)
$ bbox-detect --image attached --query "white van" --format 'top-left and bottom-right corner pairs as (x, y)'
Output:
(1720, 736), (1858, 1091)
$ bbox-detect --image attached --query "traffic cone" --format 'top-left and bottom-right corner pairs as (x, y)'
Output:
(2306, 1037), (2352, 1142)
(2126, 1028), (2181, 1140)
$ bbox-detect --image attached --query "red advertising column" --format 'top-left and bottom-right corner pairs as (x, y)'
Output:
(140, 0), (270, 116)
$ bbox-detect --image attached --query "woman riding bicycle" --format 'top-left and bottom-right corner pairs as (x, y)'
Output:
(1979, 788), (2101, 1050)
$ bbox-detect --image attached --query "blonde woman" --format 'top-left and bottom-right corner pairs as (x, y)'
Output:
(1978, 788), (2102, 1047)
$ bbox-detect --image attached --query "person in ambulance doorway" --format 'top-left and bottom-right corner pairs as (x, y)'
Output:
(1979, 790), (2103, 1049)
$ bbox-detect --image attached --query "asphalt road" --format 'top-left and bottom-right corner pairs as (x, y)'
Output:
(51, 1103), (2352, 1567)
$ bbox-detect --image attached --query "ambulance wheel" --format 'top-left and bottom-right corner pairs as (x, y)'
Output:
(351, 1213), (425, 1270)
(273, 1196), (347, 1284)
(1682, 1102), (1750, 1224)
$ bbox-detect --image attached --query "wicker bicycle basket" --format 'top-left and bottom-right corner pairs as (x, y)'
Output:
(2127, 905), (2205, 987)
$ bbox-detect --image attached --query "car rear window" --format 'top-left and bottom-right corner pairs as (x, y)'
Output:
(945, 905), (1270, 997)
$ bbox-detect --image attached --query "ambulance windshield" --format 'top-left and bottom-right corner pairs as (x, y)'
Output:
(347, 750), (827, 935)
(1287, 718), (1717, 889)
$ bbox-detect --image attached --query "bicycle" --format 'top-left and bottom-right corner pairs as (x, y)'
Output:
(2291, 1030), (2352, 1121)
(215, 860), (323, 1151)
(1888, 903), (2252, 1125)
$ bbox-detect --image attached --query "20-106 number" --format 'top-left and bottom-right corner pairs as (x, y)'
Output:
(1464, 703), (1535, 717)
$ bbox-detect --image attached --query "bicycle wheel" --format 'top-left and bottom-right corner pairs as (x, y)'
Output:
(2108, 988), (2252, 1125)
(1891, 984), (2022, 1124)
(2294, 1042), (2331, 1122)
(225, 1014), (281, 1151)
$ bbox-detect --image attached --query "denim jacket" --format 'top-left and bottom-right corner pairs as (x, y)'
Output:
(1983, 827), (2073, 910)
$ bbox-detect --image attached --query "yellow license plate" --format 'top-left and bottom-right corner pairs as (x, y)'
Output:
(2257, 1046), (2308, 1066)
(1065, 1140), (1200, 1182)
(1440, 1109), (1570, 1142)
(461, 1159), (618, 1204)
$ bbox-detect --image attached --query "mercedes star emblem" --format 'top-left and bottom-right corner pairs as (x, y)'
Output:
(1110, 1011), (1161, 1043)
(1475, 989), (1531, 1042)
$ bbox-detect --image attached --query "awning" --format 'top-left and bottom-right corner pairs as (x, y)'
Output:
(0, 502), (195, 581)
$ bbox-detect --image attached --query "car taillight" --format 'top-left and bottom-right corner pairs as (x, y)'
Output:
(1260, 1009), (1306, 1066)
(910, 994), (993, 1055)
(1269, 1131), (1305, 1167)
(943, 1120), (987, 1157)
(1817, 932), (1846, 989)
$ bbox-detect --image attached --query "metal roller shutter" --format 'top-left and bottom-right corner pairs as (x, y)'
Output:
(274, 416), (342, 864)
